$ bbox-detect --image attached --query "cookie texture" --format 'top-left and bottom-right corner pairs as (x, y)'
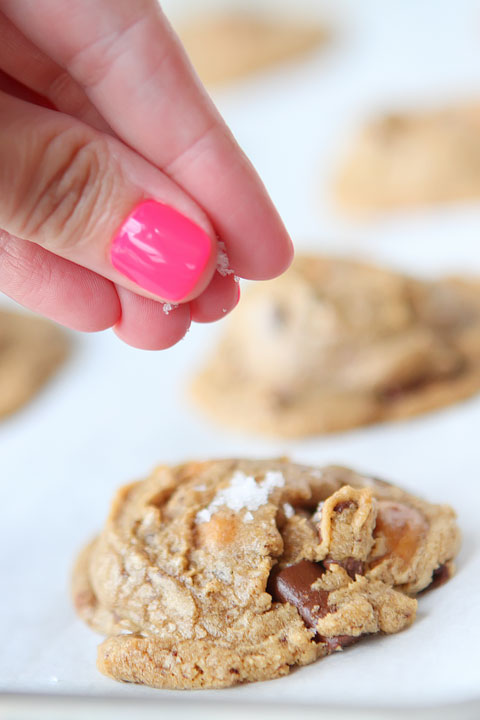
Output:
(192, 255), (480, 437)
(177, 12), (327, 86)
(73, 459), (460, 689)
(0, 309), (68, 417)
(333, 103), (480, 213)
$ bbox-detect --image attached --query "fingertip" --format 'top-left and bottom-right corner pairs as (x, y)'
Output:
(114, 285), (191, 350)
(190, 271), (240, 323)
(224, 206), (294, 281)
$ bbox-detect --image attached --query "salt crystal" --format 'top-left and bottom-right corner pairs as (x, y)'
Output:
(312, 501), (324, 524)
(196, 508), (211, 524)
(283, 502), (295, 519)
(243, 511), (254, 522)
(216, 241), (234, 277)
(195, 470), (285, 524)
(162, 302), (179, 315)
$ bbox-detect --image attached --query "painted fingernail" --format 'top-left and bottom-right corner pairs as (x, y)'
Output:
(111, 200), (213, 301)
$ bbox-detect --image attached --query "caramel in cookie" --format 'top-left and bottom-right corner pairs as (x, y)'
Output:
(73, 460), (460, 689)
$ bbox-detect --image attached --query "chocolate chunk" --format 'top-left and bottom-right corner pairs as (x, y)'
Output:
(380, 374), (429, 402)
(419, 564), (451, 594)
(334, 500), (355, 513)
(320, 634), (360, 652)
(267, 560), (331, 629)
(270, 304), (289, 328)
(323, 557), (365, 579)
(272, 390), (295, 409)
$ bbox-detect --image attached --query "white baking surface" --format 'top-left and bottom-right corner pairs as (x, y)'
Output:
(1, 0), (480, 714)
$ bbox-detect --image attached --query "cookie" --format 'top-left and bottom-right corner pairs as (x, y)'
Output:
(72, 459), (460, 689)
(0, 309), (68, 417)
(333, 103), (480, 214)
(177, 12), (327, 86)
(192, 256), (480, 437)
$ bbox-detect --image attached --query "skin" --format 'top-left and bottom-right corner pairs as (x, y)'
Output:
(0, 0), (293, 349)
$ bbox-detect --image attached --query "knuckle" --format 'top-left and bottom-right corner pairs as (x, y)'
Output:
(17, 127), (116, 252)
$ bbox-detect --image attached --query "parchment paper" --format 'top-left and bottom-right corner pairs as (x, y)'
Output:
(1, 0), (480, 710)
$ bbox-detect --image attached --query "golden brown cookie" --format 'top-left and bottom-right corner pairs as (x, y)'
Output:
(177, 12), (327, 86)
(192, 256), (480, 437)
(0, 309), (68, 417)
(333, 103), (480, 214)
(72, 459), (460, 689)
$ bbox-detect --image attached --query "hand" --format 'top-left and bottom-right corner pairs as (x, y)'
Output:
(0, 0), (293, 349)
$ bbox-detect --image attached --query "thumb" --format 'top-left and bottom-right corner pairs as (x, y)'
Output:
(0, 92), (217, 304)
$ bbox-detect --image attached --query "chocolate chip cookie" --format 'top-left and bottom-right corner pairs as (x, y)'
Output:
(333, 103), (480, 214)
(0, 309), (68, 417)
(177, 12), (327, 86)
(192, 256), (480, 436)
(72, 459), (460, 689)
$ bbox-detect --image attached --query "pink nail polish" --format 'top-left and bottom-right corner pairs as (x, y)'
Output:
(111, 200), (213, 301)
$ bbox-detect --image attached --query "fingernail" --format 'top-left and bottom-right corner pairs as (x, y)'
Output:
(111, 200), (213, 301)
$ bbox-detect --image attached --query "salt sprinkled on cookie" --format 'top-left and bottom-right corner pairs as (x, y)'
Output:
(196, 469), (285, 523)
(73, 459), (461, 690)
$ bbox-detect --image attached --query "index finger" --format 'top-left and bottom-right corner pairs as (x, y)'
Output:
(3, 0), (293, 279)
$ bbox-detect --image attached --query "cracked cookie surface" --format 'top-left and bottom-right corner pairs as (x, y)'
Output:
(0, 309), (68, 418)
(192, 255), (480, 437)
(73, 460), (460, 689)
(333, 103), (480, 214)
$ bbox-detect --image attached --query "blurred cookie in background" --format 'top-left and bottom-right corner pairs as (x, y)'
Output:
(177, 12), (328, 86)
(191, 255), (480, 437)
(333, 103), (480, 215)
(0, 310), (68, 418)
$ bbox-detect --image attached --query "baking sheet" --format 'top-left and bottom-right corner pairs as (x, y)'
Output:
(1, 0), (480, 712)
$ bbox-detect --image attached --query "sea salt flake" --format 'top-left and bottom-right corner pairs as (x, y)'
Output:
(195, 469), (285, 524)
(216, 241), (234, 277)
(312, 501), (324, 524)
(162, 302), (179, 315)
(243, 511), (254, 522)
(283, 502), (295, 519)
(196, 508), (212, 524)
